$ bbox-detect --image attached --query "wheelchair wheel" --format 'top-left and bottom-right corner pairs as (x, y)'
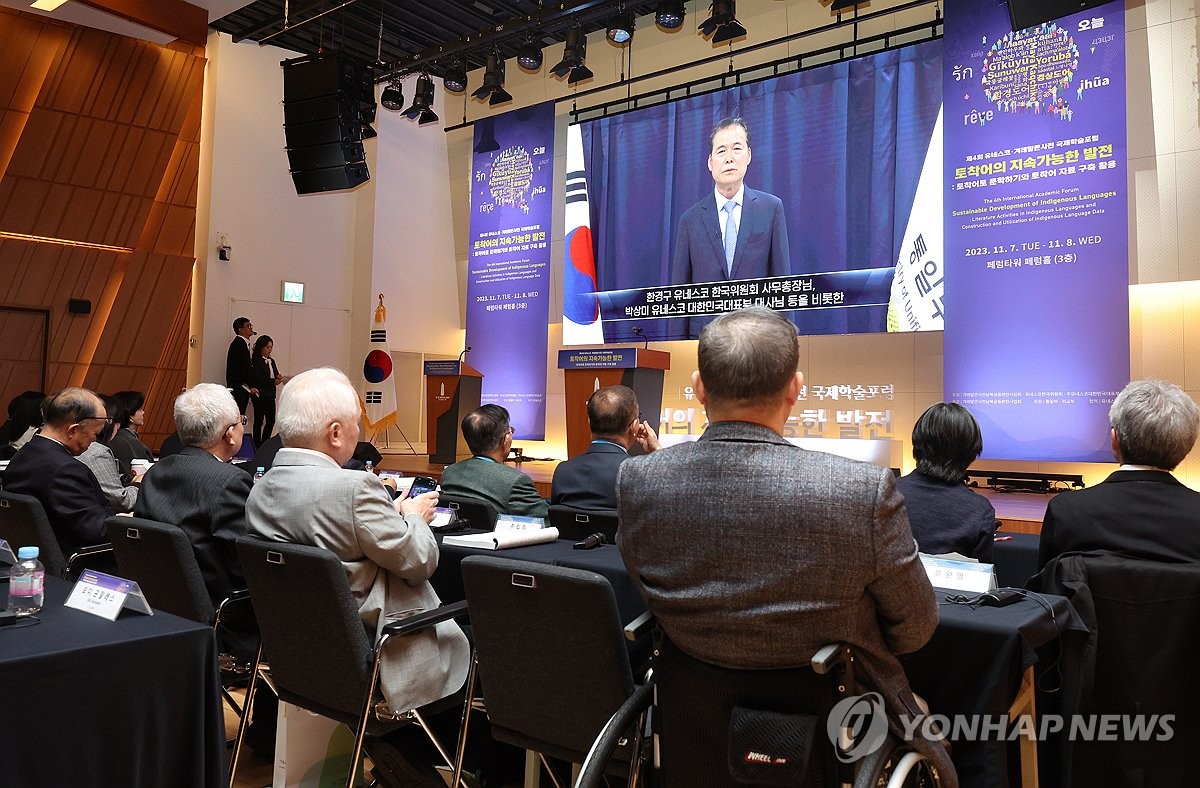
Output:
(854, 736), (943, 788)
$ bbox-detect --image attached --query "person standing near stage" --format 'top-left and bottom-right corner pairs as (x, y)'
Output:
(251, 335), (283, 447)
(225, 317), (258, 415)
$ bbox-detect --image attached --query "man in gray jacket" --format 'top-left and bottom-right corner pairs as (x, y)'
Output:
(617, 306), (954, 784)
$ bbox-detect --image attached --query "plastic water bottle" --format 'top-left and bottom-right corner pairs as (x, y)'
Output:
(253, 466), (265, 483)
(8, 546), (44, 616)
(365, 460), (374, 474)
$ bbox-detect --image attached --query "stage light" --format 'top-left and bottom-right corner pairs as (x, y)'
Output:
(472, 51), (513, 105)
(656, 0), (686, 29)
(698, 0), (747, 43)
(607, 11), (634, 44)
(380, 77), (404, 111)
(403, 74), (439, 125)
(551, 26), (593, 84)
(517, 37), (544, 71)
(442, 60), (467, 93)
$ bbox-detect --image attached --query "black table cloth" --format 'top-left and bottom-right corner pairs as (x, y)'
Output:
(993, 532), (1041, 589)
(0, 576), (226, 787)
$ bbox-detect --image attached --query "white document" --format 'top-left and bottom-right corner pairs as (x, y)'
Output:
(442, 527), (560, 550)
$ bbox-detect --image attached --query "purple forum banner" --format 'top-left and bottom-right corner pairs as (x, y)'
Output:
(466, 103), (554, 440)
(944, 0), (1128, 461)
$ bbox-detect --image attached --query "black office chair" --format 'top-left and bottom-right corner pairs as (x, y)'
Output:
(577, 616), (943, 788)
(231, 536), (473, 788)
(1030, 552), (1200, 787)
(0, 490), (111, 579)
(104, 516), (255, 718)
(458, 555), (650, 788)
(439, 493), (499, 530)
(547, 505), (619, 542)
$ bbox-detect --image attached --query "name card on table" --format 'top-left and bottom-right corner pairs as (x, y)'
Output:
(495, 515), (546, 533)
(65, 570), (153, 620)
(919, 555), (997, 594)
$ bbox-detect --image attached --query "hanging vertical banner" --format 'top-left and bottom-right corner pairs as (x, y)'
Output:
(943, 0), (1128, 461)
(360, 293), (398, 434)
(466, 104), (554, 440)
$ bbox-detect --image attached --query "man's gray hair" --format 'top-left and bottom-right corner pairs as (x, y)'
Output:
(175, 384), (239, 448)
(697, 307), (798, 407)
(277, 367), (361, 448)
(1109, 379), (1200, 470)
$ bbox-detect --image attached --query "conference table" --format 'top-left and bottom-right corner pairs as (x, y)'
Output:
(0, 576), (226, 787)
(434, 534), (1085, 788)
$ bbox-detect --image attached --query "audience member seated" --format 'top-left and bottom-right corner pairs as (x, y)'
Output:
(134, 383), (256, 656)
(77, 394), (139, 513)
(0, 390), (44, 460)
(3, 387), (114, 556)
(550, 385), (660, 510)
(895, 402), (997, 562)
(246, 368), (470, 787)
(1038, 379), (1200, 570)
(616, 307), (955, 785)
(440, 404), (549, 518)
(109, 390), (155, 478)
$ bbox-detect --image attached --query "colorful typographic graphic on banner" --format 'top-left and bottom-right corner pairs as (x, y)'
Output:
(466, 103), (554, 440)
(943, 0), (1128, 461)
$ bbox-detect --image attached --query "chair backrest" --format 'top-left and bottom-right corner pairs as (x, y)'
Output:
(439, 493), (498, 530)
(1070, 553), (1200, 786)
(236, 536), (375, 724)
(0, 490), (68, 577)
(461, 555), (636, 763)
(652, 637), (840, 788)
(547, 505), (619, 541)
(105, 516), (214, 623)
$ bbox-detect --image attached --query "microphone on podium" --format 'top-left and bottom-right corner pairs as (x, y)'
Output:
(632, 327), (648, 350)
(457, 345), (472, 364)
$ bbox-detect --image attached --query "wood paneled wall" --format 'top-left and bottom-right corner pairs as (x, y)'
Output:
(0, 8), (203, 450)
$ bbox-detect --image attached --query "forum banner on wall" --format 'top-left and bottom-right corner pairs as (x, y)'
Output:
(466, 103), (554, 440)
(943, 0), (1128, 461)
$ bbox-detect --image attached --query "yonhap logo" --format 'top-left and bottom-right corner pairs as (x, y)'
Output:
(827, 693), (889, 762)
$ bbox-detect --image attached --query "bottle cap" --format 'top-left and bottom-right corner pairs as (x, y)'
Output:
(17, 546), (39, 560)
(256, 466), (265, 473)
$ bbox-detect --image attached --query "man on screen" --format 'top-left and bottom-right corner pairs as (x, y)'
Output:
(670, 117), (791, 337)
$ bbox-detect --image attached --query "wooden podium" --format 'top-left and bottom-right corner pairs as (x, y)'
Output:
(558, 348), (671, 458)
(424, 360), (483, 465)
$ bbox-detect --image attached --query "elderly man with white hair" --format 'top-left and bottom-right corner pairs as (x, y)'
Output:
(246, 367), (470, 788)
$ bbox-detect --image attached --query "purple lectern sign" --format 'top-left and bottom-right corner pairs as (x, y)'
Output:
(943, 0), (1128, 461)
(466, 104), (554, 440)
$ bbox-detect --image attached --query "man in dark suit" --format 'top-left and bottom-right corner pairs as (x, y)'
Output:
(670, 117), (791, 338)
(134, 383), (252, 620)
(225, 316), (258, 415)
(440, 404), (548, 518)
(550, 385), (660, 510)
(617, 307), (954, 783)
(4, 387), (114, 557)
(1038, 379), (1200, 569)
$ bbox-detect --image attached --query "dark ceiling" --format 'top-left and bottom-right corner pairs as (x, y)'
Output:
(210, 0), (664, 82)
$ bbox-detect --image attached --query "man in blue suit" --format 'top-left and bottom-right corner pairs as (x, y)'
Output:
(670, 117), (791, 338)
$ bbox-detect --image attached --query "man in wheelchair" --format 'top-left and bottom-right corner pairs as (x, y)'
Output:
(609, 307), (957, 787)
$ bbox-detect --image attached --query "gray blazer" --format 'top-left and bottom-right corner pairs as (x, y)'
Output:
(246, 448), (470, 712)
(617, 421), (953, 782)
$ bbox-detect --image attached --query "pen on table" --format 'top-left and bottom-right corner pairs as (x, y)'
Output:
(994, 536), (1013, 541)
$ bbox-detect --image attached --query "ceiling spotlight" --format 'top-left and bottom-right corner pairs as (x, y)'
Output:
(698, 0), (747, 44)
(403, 74), (439, 125)
(380, 78), (404, 111)
(551, 26), (594, 84)
(656, 0), (686, 29)
(607, 11), (634, 44)
(517, 36), (543, 71)
(472, 51), (512, 105)
(443, 60), (467, 93)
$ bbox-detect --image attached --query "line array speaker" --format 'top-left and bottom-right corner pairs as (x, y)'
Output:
(1005, 0), (1109, 31)
(282, 55), (375, 194)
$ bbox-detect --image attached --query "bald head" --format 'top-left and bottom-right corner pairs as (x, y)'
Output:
(41, 387), (106, 456)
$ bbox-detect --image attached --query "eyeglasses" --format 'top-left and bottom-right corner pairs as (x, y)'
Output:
(228, 415), (247, 429)
(506, 426), (516, 435)
(76, 416), (114, 426)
